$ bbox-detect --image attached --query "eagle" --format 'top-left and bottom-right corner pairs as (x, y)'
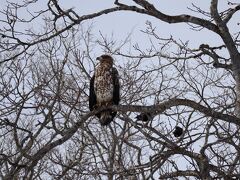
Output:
(89, 54), (120, 125)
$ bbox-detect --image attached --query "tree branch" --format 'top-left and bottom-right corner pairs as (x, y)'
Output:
(111, 98), (240, 126)
(114, 0), (221, 34)
(223, 4), (240, 24)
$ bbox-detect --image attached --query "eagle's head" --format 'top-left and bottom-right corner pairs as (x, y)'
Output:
(96, 54), (113, 65)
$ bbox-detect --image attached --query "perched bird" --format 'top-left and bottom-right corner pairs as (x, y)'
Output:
(135, 112), (153, 122)
(89, 54), (120, 125)
(173, 126), (183, 137)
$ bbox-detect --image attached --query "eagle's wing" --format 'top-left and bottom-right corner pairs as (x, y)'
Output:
(89, 74), (96, 111)
(112, 67), (120, 105)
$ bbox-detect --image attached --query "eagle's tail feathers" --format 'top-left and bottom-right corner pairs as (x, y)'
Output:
(100, 111), (114, 125)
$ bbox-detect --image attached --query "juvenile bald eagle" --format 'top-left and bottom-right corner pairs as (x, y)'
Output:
(89, 55), (120, 125)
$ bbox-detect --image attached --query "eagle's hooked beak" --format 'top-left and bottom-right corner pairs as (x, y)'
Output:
(96, 56), (102, 61)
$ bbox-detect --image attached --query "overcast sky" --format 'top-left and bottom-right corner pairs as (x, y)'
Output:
(0, 0), (239, 56)
(55, 0), (240, 58)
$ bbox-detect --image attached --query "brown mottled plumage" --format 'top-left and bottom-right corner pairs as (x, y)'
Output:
(89, 55), (120, 125)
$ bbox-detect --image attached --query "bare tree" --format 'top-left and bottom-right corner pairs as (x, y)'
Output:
(0, 0), (240, 179)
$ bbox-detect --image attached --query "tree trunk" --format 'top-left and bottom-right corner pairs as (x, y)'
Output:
(232, 64), (240, 117)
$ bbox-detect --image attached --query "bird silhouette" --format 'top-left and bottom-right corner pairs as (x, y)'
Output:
(173, 126), (183, 137)
(135, 112), (153, 122)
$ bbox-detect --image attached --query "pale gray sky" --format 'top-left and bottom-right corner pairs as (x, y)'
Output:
(56, 0), (238, 51)
(2, 0), (237, 49)
(0, 0), (238, 63)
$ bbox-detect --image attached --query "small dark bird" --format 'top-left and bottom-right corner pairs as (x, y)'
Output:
(89, 54), (120, 125)
(135, 112), (153, 122)
(173, 126), (183, 137)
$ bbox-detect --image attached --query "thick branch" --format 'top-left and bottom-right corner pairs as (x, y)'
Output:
(210, 0), (240, 65)
(110, 98), (240, 126)
(27, 110), (95, 168)
(223, 4), (240, 24)
(115, 0), (220, 34)
(159, 170), (198, 179)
